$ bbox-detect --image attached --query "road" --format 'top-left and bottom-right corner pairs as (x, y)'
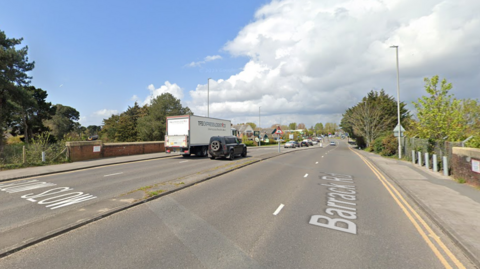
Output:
(0, 142), (474, 268)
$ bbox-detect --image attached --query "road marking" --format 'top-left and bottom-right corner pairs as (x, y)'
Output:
(322, 156), (324, 158)
(304, 174), (309, 178)
(104, 172), (123, 177)
(273, 204), (285, 215)
(179, 160), (189, 163)
(350, 148), (465, 269)
(315, 162), (319, 164)
(7, 156), (179, 181)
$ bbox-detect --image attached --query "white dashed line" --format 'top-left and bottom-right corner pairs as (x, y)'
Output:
(315, 162), (318, 164)
(304, 174), (309, 178)
(273, 204), (285, 215)
(104, 172), (123, 177)
(179, 161), (189, 163)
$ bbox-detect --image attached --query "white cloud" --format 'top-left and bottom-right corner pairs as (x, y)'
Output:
(94, 109), (119, 117)
(186, 55), (223, 67)
(186, 0), (480, 128)
(142, 81), (184, 105)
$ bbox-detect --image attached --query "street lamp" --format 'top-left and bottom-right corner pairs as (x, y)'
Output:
(207, 78), (211, 117)
(259, 106), (261, 147)
(390, 45), (402, 159)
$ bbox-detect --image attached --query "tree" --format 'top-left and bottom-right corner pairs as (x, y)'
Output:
(314, 123), (324, 134)
(87, 125), (102, 136)
(43, 104), (80, 140)
(0, 30), (35, 147)
(100, 114), (120, 142)
(114, 102), (146, 142)
(341, 90), (409, 147)
(288, 122), (297, 130)
(9, 86), (55, 143)
(297, 123), (306, 129)
(246, 122), (257, 130)
(412, 76), (468, 141)
(137, 93), (192, 141)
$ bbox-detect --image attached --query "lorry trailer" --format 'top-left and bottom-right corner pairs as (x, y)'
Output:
(165, 115), (233, 157)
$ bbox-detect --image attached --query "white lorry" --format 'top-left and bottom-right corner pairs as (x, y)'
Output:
(165, 115), (232, 157)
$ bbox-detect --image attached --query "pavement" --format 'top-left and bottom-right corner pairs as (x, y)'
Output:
(1, 143), (479, 267)
(356, 148), (480, 268)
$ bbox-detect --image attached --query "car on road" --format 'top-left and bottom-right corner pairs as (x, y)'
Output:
(300, 141), (309, 147)
(284, 141), (298, 148)
(208, 136), (247, 160)
(330, 141), (336, 146)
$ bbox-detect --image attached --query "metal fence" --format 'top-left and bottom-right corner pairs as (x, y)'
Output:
(0, 143), (68, 168)
(403, 137), (462, 173)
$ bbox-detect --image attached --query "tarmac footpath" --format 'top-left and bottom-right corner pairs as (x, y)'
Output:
(356, 149), (480, 268)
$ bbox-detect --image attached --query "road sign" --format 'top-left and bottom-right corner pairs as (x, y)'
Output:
(276, 126), (284, 135)
(393, 124), (405, 137)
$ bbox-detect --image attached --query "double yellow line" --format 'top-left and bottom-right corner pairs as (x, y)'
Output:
(350, 148), (465, 269)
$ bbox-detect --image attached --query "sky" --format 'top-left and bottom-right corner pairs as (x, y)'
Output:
(1, 0), (479, 129)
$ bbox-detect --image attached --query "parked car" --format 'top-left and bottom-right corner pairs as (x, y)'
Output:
(300, 141), (309, 147)
(284, 141), (297, 148)
(330, 141), (336, 146)
(208, 136), (247, 160)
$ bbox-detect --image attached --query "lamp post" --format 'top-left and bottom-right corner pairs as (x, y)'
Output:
(207, 78), (211, 117)
(390, 45), (402, 159)
(259, 106), (261, 147)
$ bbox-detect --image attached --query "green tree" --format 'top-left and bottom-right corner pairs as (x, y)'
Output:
(412, 76), (465, 141)
(43, 104), (80, 140)
(9, 86), (55, 143)
(314, 123), (324, 134)
(341, 90), (409, 147)
(87, 125), (102, 136)
(137, 93), (192, 141)
(246, 122), (257, 130)
(288, 122), (297, 130)
(114, 102), (146, 142)
(0, 30), (35, 147)
(100, 114), (120, 142)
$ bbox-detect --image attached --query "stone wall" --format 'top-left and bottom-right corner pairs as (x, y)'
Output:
(452, 147), (480, 186)
(66, 141), (164, 162)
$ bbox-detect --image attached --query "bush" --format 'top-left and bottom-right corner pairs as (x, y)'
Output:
(372, 136), (385, 153)
(380, 134), (398, 156)
(7, 135), (24, 145)
(244, 140), (255, 147)
(466, 135), (480, 148)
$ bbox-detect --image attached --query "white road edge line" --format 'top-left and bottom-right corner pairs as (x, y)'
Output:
(179, 160), (189, 163)
(273, 204), (285, 215)
(304, 173), (308, 178)
(104, 172), (123, 177)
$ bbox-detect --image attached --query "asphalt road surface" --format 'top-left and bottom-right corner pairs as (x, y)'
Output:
(0, 142), (474, 268)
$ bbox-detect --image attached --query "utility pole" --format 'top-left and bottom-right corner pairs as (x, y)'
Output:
(390, 45), (402, 159)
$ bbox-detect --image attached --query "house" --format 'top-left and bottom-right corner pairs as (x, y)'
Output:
(233, 124), (254, 140)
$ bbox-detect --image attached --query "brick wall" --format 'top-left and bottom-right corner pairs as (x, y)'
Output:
(452, 147), (480, 186)
(66, 141), (103, 162)
(103, 142), (165, 157)
(66, 141), (165, 162)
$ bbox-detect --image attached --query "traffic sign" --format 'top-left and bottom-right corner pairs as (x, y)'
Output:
(276, 126), (284, 135)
